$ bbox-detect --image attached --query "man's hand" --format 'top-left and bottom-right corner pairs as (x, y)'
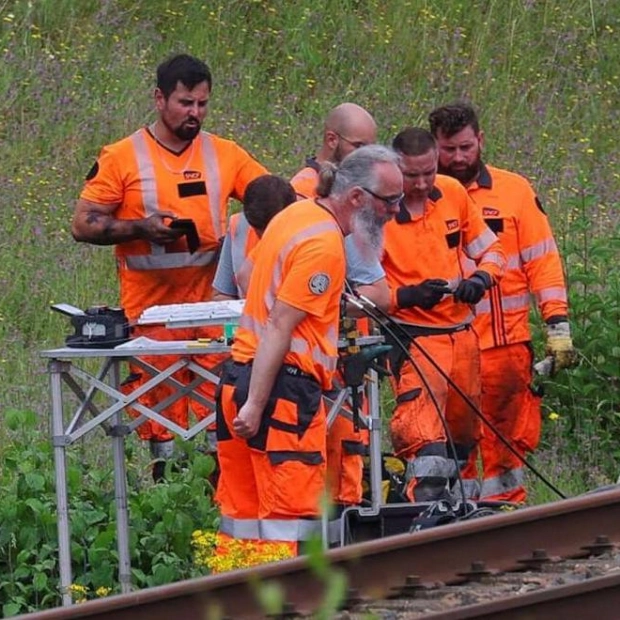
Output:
(233, 401), (263, 439)
(453, 271), (491, 304)
(137, 211), (186, 245)
(545, 320), (578, 370)
(396, 279), (451, 310)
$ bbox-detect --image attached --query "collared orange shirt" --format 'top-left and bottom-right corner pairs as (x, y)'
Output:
(382, 174), (505, 329)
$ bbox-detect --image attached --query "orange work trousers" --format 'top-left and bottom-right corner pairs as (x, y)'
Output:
(324, 375), (368, 507)
(462, 342), (542, 503)
(215, 361), (326, 555)
(389, 328), (481, 502)
(121, 323), (227, 441)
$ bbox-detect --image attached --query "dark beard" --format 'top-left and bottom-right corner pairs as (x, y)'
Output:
(162, 116), (201, 142)
(438, 160), (480, 185)
(174, 122), (201, 141)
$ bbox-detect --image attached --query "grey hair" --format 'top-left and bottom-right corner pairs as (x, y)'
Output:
(317, 145), (400, 198)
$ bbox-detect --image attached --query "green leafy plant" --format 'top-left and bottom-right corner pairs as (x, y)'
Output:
(0, 412), (218, 616)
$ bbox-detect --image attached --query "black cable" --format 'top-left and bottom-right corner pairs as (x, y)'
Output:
(348, 292), (567, 501)
(345, 294), (470, 508)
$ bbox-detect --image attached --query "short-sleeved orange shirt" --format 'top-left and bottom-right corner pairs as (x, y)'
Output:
(232, 199), (346, 389)
(80, 127), (267, 319)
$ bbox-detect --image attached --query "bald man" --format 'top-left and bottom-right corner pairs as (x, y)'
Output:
(290, 104), (388, 512)
(291, 102), (378, 199)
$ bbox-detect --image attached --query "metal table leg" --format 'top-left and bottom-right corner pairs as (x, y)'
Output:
(49, 359), (73, 606)
(367, 369), (383, 511)
(110, 360), (132, 594)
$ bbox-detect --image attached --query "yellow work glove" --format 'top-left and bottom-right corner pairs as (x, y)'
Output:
(545, 321), (578, 371)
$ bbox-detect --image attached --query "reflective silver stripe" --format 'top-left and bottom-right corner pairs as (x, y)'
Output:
(290, 336), (309, 355)
(231, 214), (252, 275)
(479, 251), (505, 268)
(465, 228), (497, 258)
(199, 132), (223, 240)
(219, 515), (324, 541)
(130, 130), (159, 217)
(536, 287), (568, 304)
(476, 293), (531, 315)
(219, 516), (260, 539)
(506, 253), (522, 270)
(452, 478), (481, 500)
(238, 313), (263, 334)
(310, 344), (338, 373)
(128, 130), (223, 267)
(406, 455), (453, 480)
(260, 518), (323, 542)
(270, 220), (342, 305)
(238, 317), (338, 372)
(480, 467), (525, 498)
(124, 250), (217, 270)
(521, 238), (558, 264)
(130, 131), (163, 260)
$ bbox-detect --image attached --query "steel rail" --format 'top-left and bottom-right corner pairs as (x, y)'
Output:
(19, 486), (620, 619)
(423, 570), (620, 619)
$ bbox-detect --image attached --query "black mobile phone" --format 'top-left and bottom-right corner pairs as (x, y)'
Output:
(169, 219), (200, 254)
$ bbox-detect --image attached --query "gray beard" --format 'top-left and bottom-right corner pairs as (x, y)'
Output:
(350, 202), (385, 262)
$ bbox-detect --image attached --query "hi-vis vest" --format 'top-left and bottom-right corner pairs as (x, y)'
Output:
(123, 130), (222, 271)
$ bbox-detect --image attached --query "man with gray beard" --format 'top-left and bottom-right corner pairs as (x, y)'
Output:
(215, 145), (402, 556)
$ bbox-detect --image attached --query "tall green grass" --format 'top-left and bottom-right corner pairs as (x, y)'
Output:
(0, 0), (619, 612)
(2, 0), (618, 411)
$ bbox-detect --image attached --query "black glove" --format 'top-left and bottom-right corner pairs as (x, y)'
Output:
(396, 279), (451, 310)
(453, 271), (491, 304)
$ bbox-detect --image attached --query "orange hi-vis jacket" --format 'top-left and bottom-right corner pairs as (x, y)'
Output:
(465, 164), (568, 350)
(232, 199), (346, 390)
(80, 127), (267, 320)
(290, 157), (320, 199)
(382, 174), (505, 328)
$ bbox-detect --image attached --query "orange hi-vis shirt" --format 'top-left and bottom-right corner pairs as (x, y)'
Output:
(290, 157), (320, 199)
(382, 174), (505, 329)
(80, 127), (267, 320)
(465, 164), (568, 350)
(232, 199), (346, 390)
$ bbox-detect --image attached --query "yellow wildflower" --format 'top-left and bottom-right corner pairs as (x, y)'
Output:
(95, 586), (112, 597)
(68, 584), (89, 603)
(191, 530), (294, 573)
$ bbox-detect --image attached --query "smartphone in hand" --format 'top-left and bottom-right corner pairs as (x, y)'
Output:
(169, 219), (199, 254)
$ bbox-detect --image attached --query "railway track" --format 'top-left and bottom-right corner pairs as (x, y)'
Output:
(21, 485), (620, 619)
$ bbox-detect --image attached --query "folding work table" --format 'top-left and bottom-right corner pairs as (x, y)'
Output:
(41, 336), (384, 606)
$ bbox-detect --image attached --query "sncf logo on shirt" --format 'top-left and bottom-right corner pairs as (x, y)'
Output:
(445, 219), (459, 231)
(184, 170), (201, 180)
(483, 207), (500, 217)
